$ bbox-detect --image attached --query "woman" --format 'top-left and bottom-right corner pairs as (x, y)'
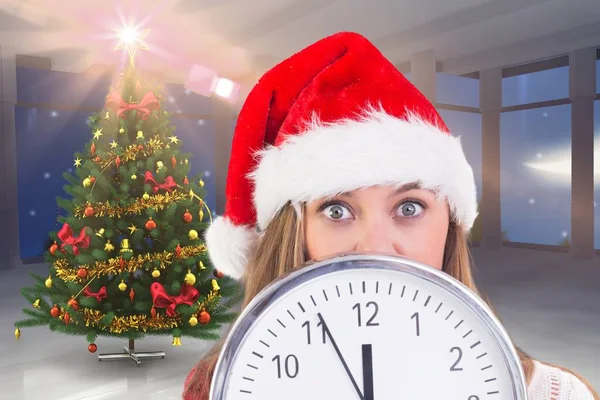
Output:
(183, 32), (598, 399)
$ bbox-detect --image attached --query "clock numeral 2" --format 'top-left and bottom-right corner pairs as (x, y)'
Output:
(450, 346), (463, 371)
(302, 320), (326, 345)
(272, 354), (299, 379)
(352, 301), (379, 327)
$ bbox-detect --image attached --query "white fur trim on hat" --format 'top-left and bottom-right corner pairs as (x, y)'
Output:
(205, 216), (259, 280)
(249, 109), (479, 232)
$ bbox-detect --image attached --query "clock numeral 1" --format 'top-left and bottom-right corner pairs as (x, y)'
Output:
(450, 346), (463, 371)
(411, 312), (420, 336)
(302, 320), (326, 344)
(272, 354), (299, 379)
(352, 301), (380, 327)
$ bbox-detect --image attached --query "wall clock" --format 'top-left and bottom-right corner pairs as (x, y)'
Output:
(210, 253), (528, 400)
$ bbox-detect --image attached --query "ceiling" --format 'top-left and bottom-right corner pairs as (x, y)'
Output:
(0, 0), (599, 83)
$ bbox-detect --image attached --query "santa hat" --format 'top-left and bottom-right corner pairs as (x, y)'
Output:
(206, 32), (478, 280)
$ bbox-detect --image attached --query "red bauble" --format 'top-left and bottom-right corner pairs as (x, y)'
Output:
(151, 306), (157, 319)
(64, 312), (70, 325)
(182, 210), (193, 223)
(175, 244), (182, 258)
(77, 268), (88, 279)
(145, 217), (157, 231)
(183, 176), (189, 185)
(84, 206), (94, 217)
(129, 288), (135, 302)
(137, 144), (144, 151)
(67, 298), (79, 311)
(50, 305), (60, 318)
(88, 343), (97, 353)
(199, 311), (211, 325)
(171, 155), (176, 169)
(90, 176), (96, 184)
(94, 156), (101, 162)
(115, 156), (121, 169)
(49, 242), (58, 255)
(214, 269), (224, 279)
(119, 257), (126, 270)
(91, 142), (96, 156)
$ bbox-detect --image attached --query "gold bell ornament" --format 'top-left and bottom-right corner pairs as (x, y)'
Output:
(45, 276), (53, 288)
(120, 239), (133, 253)
(211, 279), (220, 292)
(172, 336), (182, 346)
(156, 161), (165, 173)
(118, 280), (127, 291)
(96, 228), (105, 238)
(136, 130), (144, 140)
(15, 328), (20, 340)
(32, 299), (40, 309)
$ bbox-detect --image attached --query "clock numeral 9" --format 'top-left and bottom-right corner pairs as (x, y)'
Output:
(352, 301), (379, 327)
(302, 320), (326, 345)
(272, 354), (299, 379)
(450, 346), (463, 371)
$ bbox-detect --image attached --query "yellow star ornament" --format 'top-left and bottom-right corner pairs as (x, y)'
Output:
(74, 157), (82, 167)
(168, 135), (179, 144)
(93, 128), (103, 140)
(128, 224), (137, 234)
(114, 27), (150, 65)
(110, 140), (119, 149)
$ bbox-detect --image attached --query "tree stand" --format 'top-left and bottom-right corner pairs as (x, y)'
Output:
(98, 339), (165, 366)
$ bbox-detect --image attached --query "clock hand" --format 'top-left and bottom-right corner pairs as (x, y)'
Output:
(317, 312), (364, 400)
(362, 344), (374, 400)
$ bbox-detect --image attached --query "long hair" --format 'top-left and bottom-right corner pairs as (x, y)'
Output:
(183, 203), (599, 400)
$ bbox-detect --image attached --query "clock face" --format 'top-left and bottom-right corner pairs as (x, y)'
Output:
(212, 256), (525, 400)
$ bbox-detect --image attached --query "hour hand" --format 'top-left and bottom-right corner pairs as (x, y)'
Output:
(317, 313), (364, 400)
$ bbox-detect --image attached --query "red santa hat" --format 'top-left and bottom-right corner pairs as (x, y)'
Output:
(206, 32), (478, 279)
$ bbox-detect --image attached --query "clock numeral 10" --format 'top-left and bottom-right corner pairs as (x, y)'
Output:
(352, 301), (380, 327)
(302, 320), (327, 345)
(272, 354), (299, 379)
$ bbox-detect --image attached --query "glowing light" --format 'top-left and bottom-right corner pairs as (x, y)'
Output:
(523, 140), (600, 182)
(114, 26), (150, 64)
(214, 78), (240, 102)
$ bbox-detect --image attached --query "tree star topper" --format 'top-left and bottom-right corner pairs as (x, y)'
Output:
(114, 26), (150, 65)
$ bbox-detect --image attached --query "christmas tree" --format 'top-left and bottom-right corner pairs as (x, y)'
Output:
(13, 32), (242, 357)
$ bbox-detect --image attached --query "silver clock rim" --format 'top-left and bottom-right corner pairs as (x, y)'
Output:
(210, 253), (528, 400)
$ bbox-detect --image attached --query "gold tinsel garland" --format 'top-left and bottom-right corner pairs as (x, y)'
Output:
(82, 308), (181, 334)
(94, 136), (168, 169)
(54, 244), (207, 282)
(73, 190), (194, 218)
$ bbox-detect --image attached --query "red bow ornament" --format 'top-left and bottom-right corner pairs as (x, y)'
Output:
(144, 171), (177, 193)
(105, 91), (160, 120)
(150, 282), (199, 317)
(57, 223), (90, 256)
(83, 286), (108, 302)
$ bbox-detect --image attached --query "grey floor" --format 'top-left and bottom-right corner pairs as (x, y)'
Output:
(1, 246), (598, 399)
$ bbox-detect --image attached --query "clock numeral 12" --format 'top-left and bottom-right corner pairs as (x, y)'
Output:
(272, 354), (299, 379)
(352, 301), (380, 327)
(302, 320), (326, 344)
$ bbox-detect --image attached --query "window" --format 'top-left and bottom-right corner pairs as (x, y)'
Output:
(15, 107), (92, 259)
(502, 66), (569, 107)
(437, 110), (482, 200)
(436, 73), (479, 108)
(500, 104), (572, 246)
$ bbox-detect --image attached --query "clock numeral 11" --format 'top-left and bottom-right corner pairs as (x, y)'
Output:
(302, 320), (327, 344)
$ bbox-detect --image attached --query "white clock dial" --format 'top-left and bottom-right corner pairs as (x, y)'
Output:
(211, 255), (527, 400)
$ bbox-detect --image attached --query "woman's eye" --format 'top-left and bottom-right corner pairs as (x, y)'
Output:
(397, 201), (424, 218)
(323, 204), (352, 221)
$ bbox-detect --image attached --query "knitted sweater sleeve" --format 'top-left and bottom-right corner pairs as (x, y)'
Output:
(528, 360), (595, 400)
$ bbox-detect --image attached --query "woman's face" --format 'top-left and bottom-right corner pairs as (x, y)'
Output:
(304, 185), (450, 270)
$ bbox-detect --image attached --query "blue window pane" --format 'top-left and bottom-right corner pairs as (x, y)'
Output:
(436, 73), (480, 108)
(594, 100), (600, 249)
(15, 107), (91, 259)
(437, 110), (482, 200)
(500, 104), (571, 246)
(502, 66), (569, 107)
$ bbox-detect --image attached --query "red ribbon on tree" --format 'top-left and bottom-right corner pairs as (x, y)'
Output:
(105, 91), (160, 120)
(150, 282), (199, 317)
(144, 171), (177, 193)
(83, 286), (108, 302)
(57, 223), (90, 255)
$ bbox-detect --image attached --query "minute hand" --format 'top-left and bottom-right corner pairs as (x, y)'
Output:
(317, 312), (364, 400)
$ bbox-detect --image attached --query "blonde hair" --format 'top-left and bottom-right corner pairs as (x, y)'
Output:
(183, 203), (599, 400)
